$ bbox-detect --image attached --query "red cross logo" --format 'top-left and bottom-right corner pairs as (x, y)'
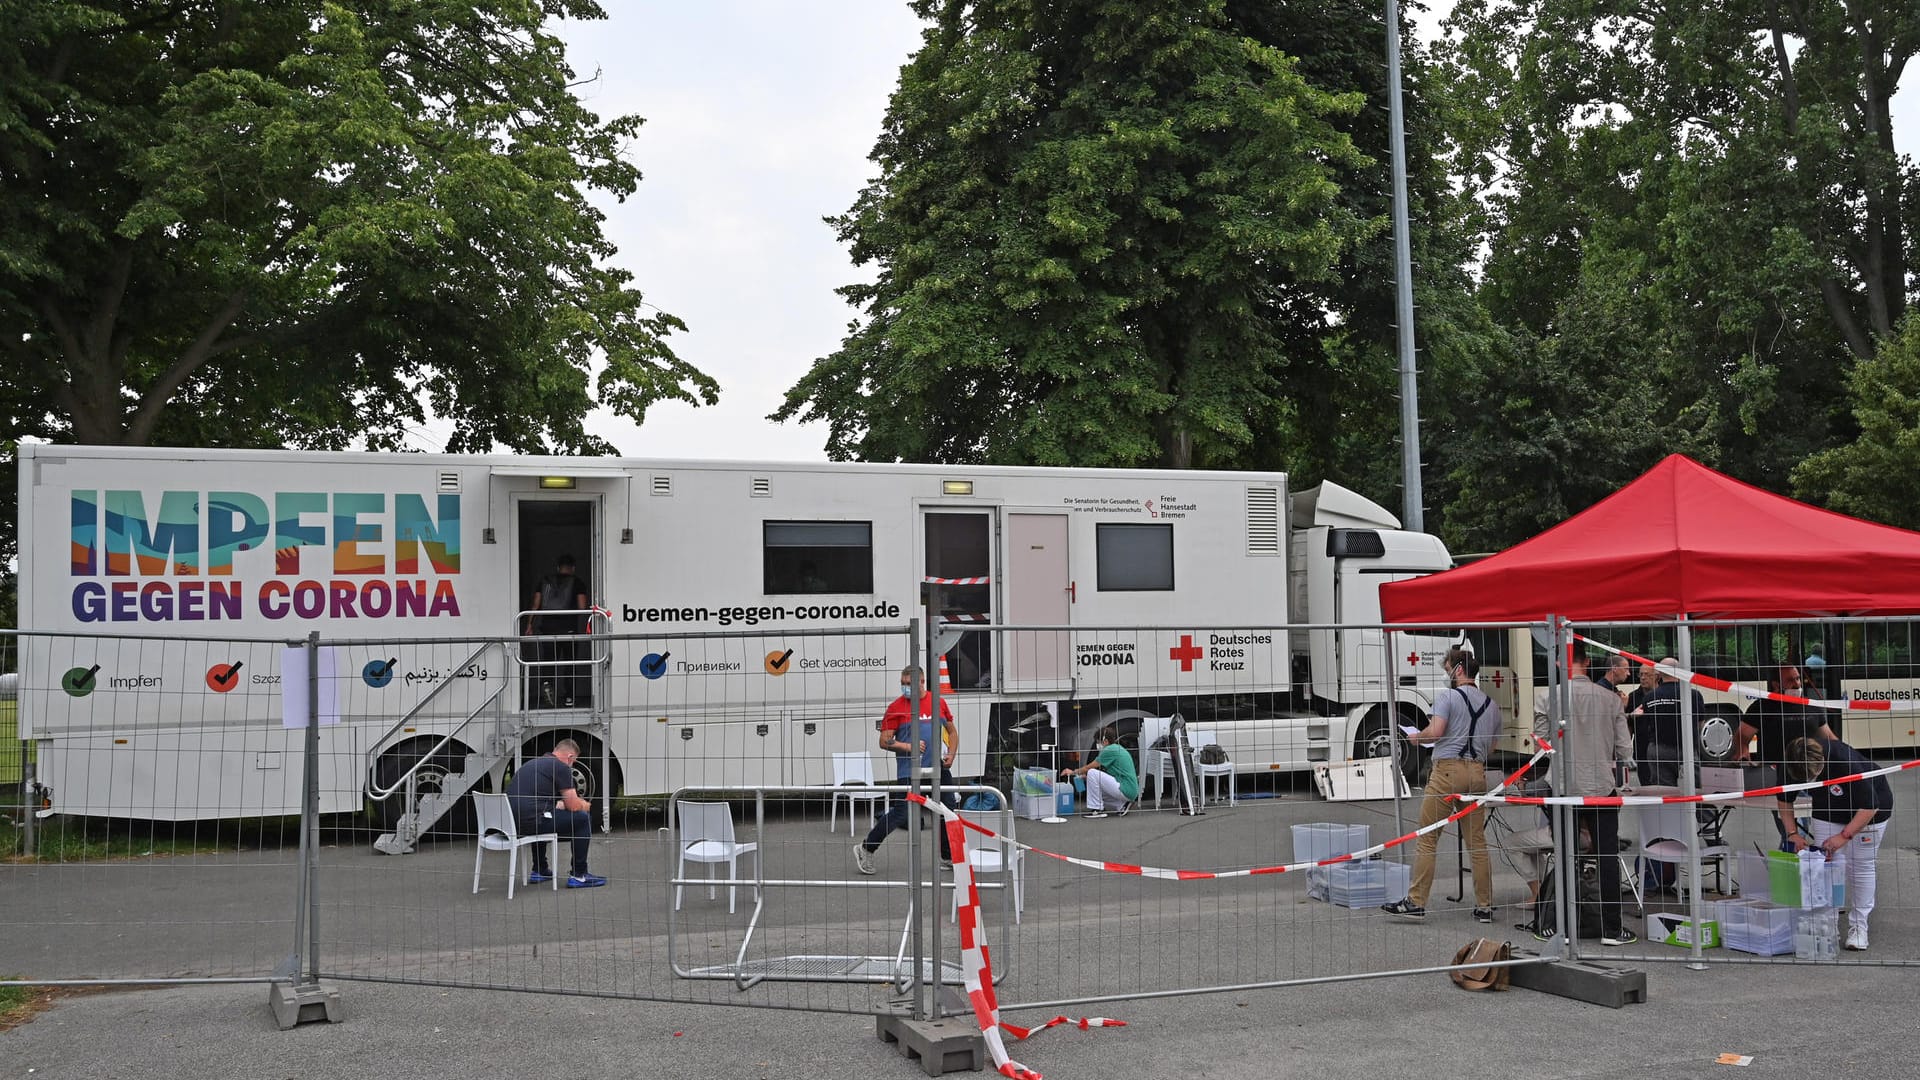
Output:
(1169, 634), (1204, 672)
(1406, 650), (1420, 667)
(1490, 670), (1506, 689)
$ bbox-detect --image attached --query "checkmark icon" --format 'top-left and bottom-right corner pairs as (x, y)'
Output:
(62, 664), (101, 697)
(640, 651), (671, 679)
(363, 657), (398, 688)
(207, 661), (243, 693)
(765, 649), (794, 676)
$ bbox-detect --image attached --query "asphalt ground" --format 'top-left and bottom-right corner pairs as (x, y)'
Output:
(5, 772), (1919, 1078)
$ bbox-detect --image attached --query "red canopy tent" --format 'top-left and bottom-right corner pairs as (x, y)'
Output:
(1379, 454), (1920, 624)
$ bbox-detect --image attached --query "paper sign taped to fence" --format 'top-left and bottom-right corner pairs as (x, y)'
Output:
(281, 646), (341, 728)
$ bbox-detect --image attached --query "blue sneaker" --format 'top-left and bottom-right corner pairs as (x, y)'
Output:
(527, 870), (553, 884)
(567, 873), (608, 889)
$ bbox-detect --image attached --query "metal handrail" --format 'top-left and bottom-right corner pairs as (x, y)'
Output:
(365, 685), (505, 801)
(512, 608), (613, 669)
(364, 640), (503, 800)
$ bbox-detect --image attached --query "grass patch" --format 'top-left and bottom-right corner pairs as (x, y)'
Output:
(2, 814), (306, 862)
(0, 982), (54, 1031)
(0, 698), (24, 787)
(0, 982), (115, 1032)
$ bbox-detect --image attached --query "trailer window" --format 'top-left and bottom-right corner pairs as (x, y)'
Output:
(1096, 523), (1174, 591)
(764, 521), (873, 594)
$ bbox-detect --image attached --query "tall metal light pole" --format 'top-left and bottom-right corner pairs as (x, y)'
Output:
(1386, 0), (1424, 531)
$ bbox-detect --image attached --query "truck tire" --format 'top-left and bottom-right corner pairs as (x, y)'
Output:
(370, 737), (477, 836)
(1354, 707), (1428, 788)
(513, 732), (621, 806)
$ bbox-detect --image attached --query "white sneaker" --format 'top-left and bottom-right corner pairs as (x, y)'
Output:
(853, 844), (877, 876)
(1845, 922), (1869, 951)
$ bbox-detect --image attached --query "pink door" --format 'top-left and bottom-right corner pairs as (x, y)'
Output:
(1006, 513), (1070, 691)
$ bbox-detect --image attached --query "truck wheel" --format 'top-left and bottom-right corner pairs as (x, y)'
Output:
(370, 738), (476, 836)
(1353, 708), (1427, 788)
(514, 733), (621, 805)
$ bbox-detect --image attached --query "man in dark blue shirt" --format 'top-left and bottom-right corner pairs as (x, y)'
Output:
(505, 739), (605, 887)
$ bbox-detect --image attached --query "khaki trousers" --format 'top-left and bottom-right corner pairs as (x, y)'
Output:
(1409, 758), (1491, 908)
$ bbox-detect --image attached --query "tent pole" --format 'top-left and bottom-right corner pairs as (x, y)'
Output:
(1548, 616), (1574, 958)
(1677, 618), (1706, 970)
(1386, 629), (1405, 839)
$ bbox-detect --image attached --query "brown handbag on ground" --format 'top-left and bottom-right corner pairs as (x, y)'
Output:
(1449, 937), (1512, 991)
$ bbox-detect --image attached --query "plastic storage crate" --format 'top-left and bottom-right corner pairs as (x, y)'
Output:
(1013, 792), (1054, 821)
(1718, 898), (1796, 956)
(1292, 822), (1371, 865)
(1306, 861), (1411, 908)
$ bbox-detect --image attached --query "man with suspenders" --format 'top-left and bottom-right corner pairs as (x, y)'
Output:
(1383, 646), (1500, 923)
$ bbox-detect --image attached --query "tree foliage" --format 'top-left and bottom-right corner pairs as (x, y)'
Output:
(777, 0), (1457, 474)
(1794, 313), (1920, 529)
(1, 0), (715, 453)
(1425, 1), (1918, 549)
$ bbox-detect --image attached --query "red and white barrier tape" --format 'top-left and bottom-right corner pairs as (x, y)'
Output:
(927, 806), (1112, 1080)
(924, 576), (991, 586)
(1455, 755), (1920, 808)
(912, 740), (1552, 889)
(1574, 633), (1916, 712)
(911, 742), (1555, 1076)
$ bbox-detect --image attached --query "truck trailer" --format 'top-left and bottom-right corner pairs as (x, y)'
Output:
(17, 445), (1458, 839)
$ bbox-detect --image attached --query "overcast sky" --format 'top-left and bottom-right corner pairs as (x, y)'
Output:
(423, 2), (1918, 462)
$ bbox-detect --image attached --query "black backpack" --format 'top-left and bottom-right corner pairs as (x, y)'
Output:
(1533, 858), (1606, 940)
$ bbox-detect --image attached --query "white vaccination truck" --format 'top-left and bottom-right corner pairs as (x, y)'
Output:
(16, 445), (1458, 841)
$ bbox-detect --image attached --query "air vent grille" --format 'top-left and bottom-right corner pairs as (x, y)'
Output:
(1246, 487), (1281, 555)
(437, 471), (461, 492)
(650, 475), (673, 497)
(750, 477), (772, 497)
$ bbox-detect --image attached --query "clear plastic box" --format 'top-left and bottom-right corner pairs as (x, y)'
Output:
(1292, 822), (1371, 865)
(1306, 861), (1411, 907)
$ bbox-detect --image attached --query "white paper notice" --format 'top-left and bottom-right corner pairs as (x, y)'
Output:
(1399, 725), (1421, 737)
(281, 646), (342, 728)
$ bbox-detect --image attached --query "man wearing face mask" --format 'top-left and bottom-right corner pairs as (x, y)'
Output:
(854, 664), (961, 875)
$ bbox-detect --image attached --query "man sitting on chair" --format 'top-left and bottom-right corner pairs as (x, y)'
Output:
(504, 739), (605, 888)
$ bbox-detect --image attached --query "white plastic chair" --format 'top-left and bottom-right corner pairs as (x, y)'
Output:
(1136, 717), (1177, 809)
(675, 800), (760, 914)
(1190, 728), (1236, 806)
(1636, 802), (1731, 898)
(471, 792), (559, 900)
(828, 752), (888, 835)
(950, 808), (1024, 924)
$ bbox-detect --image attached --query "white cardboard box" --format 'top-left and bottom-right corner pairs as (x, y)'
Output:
(1314, 758), (1411, 802)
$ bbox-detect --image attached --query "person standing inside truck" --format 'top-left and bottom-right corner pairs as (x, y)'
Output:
(525, 554), (590, 708)
(1382, 645), (1501, 925)
(854, 665), (960, 875)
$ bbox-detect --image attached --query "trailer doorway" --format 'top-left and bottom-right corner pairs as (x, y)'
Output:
(923, 511), (993, 689)
(517, 498), (599, 710)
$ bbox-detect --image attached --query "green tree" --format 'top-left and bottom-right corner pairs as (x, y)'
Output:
(1, 1), (715, 453)
(1794, 314), (1920, 528)
(1421, 1), (1916, 547)
(776, 0), (1406, 471)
